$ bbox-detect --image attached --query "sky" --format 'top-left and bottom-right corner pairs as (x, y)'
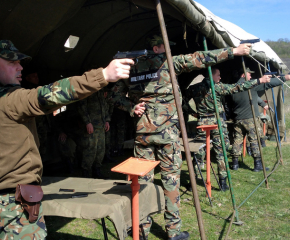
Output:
(196, 0), (290, 42)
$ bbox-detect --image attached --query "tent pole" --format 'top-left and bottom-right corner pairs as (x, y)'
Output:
(202, 36), (241, 224)
(155, 1), (206, 239)
(267, 63), (282, 147)
(258, 62), (283, 164)
(241, 56), (269, 188)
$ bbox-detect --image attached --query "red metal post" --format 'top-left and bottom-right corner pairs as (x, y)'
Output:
(130, 175), (140, 240)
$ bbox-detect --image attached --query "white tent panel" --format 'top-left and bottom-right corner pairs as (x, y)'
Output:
(194, 1), (286, 70)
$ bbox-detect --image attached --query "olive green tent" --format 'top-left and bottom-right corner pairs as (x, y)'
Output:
(0, 0), (285, 143)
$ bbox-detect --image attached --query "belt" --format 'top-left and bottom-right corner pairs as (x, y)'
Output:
(200, 114), (223, 118)
(0, 182), (38, 195)
(0, 188), (15, 195)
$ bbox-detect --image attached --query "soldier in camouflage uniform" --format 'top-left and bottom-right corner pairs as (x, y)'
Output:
(111, 35), (253, 240)
(104, 90), (115, 162)
(0, 40), (133, 240)
(230, 68), (290, 171)
(78, 88), (111, 178)
(245, 97), (268, 155)
(184, 68), (271, 190)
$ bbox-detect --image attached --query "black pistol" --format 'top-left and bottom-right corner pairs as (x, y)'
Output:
(269, 106), (275, 113)
(240, 39), (260, 44)
(113, 49), (148, 65)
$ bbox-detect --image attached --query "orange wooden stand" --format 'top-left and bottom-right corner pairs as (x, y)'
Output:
(111, 157), (160, 240)
(196, 124), (218, 198)
(243, 136), (246, 157)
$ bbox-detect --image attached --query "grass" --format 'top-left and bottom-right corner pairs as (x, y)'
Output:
(45, 141), (290, 240)
(45, 88), (290, 240)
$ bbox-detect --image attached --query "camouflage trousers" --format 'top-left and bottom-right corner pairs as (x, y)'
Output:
(246, 117), (266, 147)
(195, 117), (229, 178)
(105, 129), (111, 156)
(232, 118), (260, 158)
(0, 193), (47, 240)
(81, 127), (105, 173)
(134, 124), (182, 238)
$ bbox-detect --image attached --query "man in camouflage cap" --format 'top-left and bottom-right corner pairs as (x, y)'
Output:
(111, 34), (253, 240)
(146, 34), (176, 48)
(0, 39), (134, 240)
(184, 67), (271, 191)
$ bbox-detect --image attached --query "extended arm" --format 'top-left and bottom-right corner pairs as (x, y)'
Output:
(4, 59), (134, 121)
(172, 44), (251, 75)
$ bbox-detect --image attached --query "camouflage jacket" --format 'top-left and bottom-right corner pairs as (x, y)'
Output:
(78, 89), (109, 128)
(0, 68), (107, 190)
(184, 77), (260, 117)
(111, 48), (234, 133)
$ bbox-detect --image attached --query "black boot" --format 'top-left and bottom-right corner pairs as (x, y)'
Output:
(219, 176), (229, 192)
(82, 169), (90, 178)
(247, 146), (252, 156)
(253, 157), (269, 172)
(260, 138), (266, 148)
(92, 167), (108, 179)
(231, 157), (239, 170)
(139, 235), (148, 240)
(168, 231), (190, 240)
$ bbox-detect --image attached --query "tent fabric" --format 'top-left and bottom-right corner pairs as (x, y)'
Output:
(165, 0), (287, 71)
(41, 177), (165, 240)
(0, 0), (286, 75)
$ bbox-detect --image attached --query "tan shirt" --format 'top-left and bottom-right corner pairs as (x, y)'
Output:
(0, 69), (107, 190)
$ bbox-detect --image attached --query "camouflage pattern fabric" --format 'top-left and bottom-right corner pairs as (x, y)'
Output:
(222, 117), (230, 149)
(0, 40), (31, 61)
(78, 90), (109, 173)
(80, 127), (105, 172)
(146, 35), (175, 48)
(0, 193), (47, 240)
(110, 48), (236, 238)
(104, 95), (114, 156)
(257, 117), (267, 141)
(135, 124), (182, 238)
(184, 77), (260, 177)
(245, 117), (266, 147)
(111, 48), (235, 134)
(78, 90), (108, 128)
(232, 118), (261, 158)
(184, 77), (259, 117)
(38, 78), (78, 109)
(195, 117), (228, 177)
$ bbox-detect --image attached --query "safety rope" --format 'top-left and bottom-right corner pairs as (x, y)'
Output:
(248, 55), (290, 89)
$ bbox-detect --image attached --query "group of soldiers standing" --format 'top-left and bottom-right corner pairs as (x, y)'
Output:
(24, 72), (132, 179)
(17, 36), (290, 240)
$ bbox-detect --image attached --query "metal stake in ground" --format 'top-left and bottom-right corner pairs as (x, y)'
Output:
(240, 40), (268, 188)
(155, 1), (206, 239)
(203, 36), (242, 225)
(257, 63), (283, 164)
